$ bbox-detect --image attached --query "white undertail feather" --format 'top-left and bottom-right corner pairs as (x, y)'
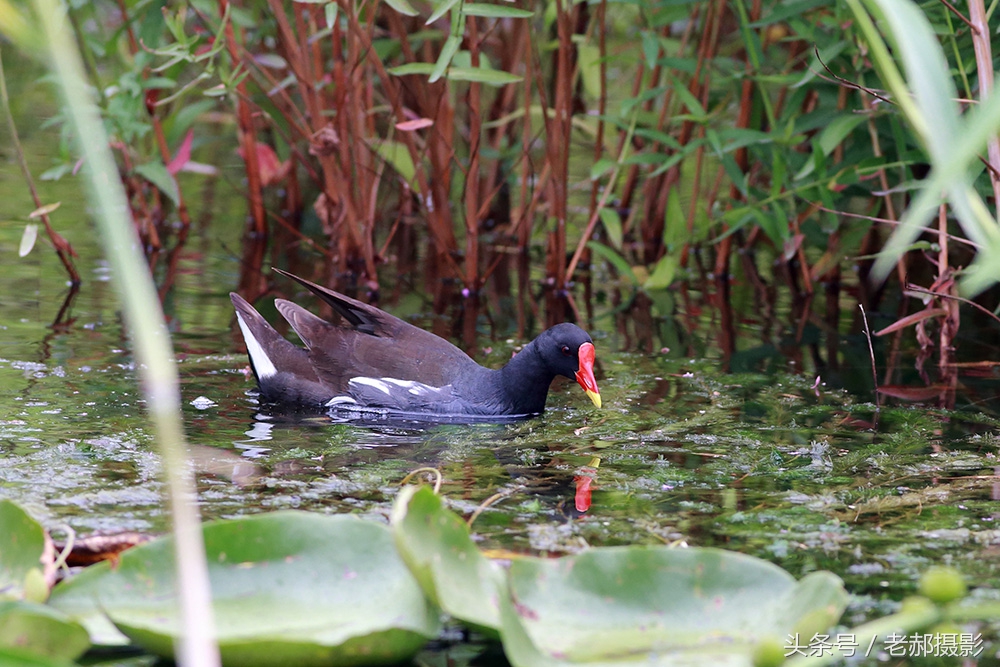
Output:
(235, 312), (278, 379)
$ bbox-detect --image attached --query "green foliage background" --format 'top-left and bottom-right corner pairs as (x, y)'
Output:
(6, 0), (1000, 305)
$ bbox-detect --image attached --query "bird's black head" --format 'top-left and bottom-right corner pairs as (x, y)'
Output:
(535, 323), (601, 407)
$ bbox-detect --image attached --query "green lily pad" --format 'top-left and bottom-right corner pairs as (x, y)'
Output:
(47, 581), (126, 647)
(390, 485), (503, 635)
(0, 646), (78, 667)
(499, 546), (847, 667)
(49, 512), (440, 666)
(0, 601), (89, 661)
(0, 501), (54, 602)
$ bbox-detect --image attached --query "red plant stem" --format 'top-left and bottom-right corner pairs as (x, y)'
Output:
(676, 1), (719, 272)
(219, 0), (267, 239)
(566, 173), (619, 282)
(342, 2), (463, 280)
(639, 6), (701, 266)
(352, 6), (378, 281)
(547, 0), (574, 291)
(382, 8), (460, 271)
(239, 51), (312, 141)
(516, 31), (536, 253)
(333, 2), (359, 277)
(937, 204), (954, 378)
(647, 11), (699, 206)
(563, 4), (626, 281)
(688, 0), (725, 280)
(465, 16), (482, 293)
(401, 21), (460, 271)
(579, 0), (607, 281)
(477, 21), (527, 229)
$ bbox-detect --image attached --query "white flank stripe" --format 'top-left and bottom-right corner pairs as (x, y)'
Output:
(350, 377), (392, 395)
(235, 312), (278, 379)
(381, 377), (435, 396)
(382, 378), (421, 390)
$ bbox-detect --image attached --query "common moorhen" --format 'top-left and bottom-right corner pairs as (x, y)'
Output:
(230, 269), (601, 417)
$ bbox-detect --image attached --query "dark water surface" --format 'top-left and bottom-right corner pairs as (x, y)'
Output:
(4, 61), (1000, 662)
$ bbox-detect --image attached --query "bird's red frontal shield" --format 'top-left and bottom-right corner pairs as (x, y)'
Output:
(574, 342), (601, 408)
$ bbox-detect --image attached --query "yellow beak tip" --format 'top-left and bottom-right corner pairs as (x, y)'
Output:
(586, 390), (602, 409)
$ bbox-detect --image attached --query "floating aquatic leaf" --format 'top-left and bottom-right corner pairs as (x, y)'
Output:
(0, 501), (54, 602)
(0, 601), (89, 662)
(50, 512), (440, 664)
(499, 546), (847, 667)
(391, 485), (503, 635)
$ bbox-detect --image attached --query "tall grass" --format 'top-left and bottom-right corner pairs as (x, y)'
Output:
(848, 0), (1000, 296)
(172, 0), (1000, 297)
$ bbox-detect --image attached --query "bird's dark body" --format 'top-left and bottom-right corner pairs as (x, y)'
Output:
(231, 269), (600, 417)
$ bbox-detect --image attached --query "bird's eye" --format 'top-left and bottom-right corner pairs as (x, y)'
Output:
(560, 345), (572, 356)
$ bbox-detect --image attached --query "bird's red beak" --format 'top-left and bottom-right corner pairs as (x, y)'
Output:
(574, 342), (601, 408)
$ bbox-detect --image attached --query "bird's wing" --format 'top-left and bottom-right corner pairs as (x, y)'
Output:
(272, 284), (479, 389)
